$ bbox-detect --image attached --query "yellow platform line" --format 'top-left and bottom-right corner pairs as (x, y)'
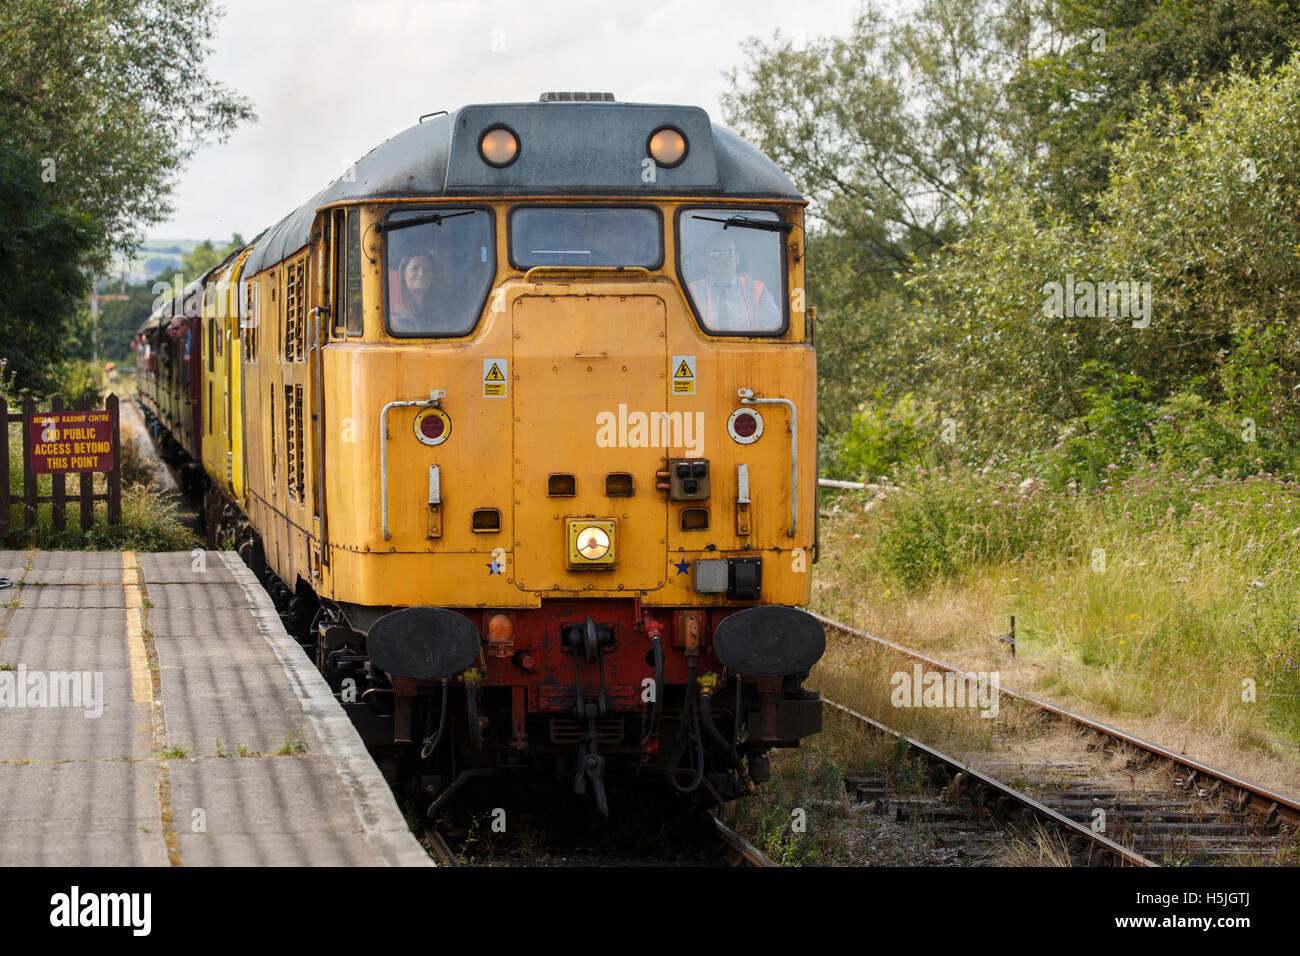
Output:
(122, 552), (152, 703)
(122, 551), (175, 866)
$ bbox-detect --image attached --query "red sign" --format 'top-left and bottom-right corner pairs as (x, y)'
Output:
(27, 410), (116, 474)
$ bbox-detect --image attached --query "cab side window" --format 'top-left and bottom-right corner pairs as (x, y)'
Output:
(679, 209), (785, 335)
(345, 209), (363, 335)
(383, 208), (494, 337)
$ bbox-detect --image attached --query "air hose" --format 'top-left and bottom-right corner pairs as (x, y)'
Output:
(420, 680), (449, 759)
(700, 688), (751, 790)
(667, 659), (705, 794)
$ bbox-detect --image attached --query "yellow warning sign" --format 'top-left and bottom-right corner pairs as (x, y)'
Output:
(671, 354), (696, 395)
(483, 358), (508, 397)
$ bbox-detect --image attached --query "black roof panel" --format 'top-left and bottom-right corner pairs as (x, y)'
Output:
(242, 100), (799, 276)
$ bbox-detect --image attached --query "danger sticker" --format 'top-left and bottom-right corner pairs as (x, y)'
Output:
(671, 355), (696, 395)
(483, 358), (508, 397)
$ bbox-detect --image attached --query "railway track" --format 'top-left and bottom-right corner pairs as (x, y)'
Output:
(417, 806), (773, 867)
(711, 813), (777, 867)
(815, 613), (1300, 866)
(823, 697), (1150, 865)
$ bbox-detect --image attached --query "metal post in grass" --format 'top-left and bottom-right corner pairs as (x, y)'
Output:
(79, 393), (93, 532)
(107, 393), (121, 526)
(0, 396), (9, 539)
(51, 394), (66, 532)
(21, 396), (35, 533)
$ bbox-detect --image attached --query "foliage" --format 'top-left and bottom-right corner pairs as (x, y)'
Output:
(723, 0), (1044, 439)
(0, 134), (97, 394)
(1008, 0), (1300, 218)
(823, 395), (939, 482)
(0, 0), (255, 257)
(912, 54), (1300, 458)
(52, 360), (104, 410)
(0, 1), (252, 390)
(827, 461), (1300, 740)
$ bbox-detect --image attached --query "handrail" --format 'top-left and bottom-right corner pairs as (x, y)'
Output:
(381, 391), (445, 539)
(739, 388), (797, 536)
(522, 265), (653, 283)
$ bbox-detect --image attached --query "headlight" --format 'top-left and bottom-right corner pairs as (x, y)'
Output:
(648, 126), (687, 167)
(566, 519), (616, 569)
(575, 526), (610, 559)
(480, 126), (520, 167)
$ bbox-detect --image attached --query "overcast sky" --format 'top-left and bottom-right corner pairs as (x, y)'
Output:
(154, 0), (873, 242)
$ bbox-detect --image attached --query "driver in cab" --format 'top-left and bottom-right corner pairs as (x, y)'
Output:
(689, 234), (779, 333)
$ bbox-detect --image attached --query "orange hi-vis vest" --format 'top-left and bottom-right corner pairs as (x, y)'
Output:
(690, 276), (766, 330)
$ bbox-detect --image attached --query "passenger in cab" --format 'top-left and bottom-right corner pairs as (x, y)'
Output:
(391, 251), (441, 333)
(689, 234), (779, 333)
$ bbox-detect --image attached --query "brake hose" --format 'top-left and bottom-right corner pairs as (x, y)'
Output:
(667, 660), (705, 794)
(699, 691), (745, 772)
(420, 680), (449, 759)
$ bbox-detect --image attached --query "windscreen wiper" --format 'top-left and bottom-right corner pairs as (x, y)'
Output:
(691, 214), (794, 233)
(376, 210), (476, 233)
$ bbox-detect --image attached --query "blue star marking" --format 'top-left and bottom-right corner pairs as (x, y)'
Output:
(487, 561), (504, 575)
(672, 558), (691, 575)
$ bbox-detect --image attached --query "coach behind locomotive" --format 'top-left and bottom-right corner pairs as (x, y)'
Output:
(161, 92), (825, 816)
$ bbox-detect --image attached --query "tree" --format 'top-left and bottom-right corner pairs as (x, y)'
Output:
(0, 134), (97, 394)
(0, 0), (254, 258)
(914, 53), (1300, 455)
(722, 0), (1042, 438)
(0, 0), (253, 391)
(1008, 0), (1300, 218)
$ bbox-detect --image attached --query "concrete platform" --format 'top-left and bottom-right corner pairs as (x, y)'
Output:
(0, 549), (431, 867)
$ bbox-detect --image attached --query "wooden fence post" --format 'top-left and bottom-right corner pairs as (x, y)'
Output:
(107, 393), (121, 526)
(0, 396), (9, 539)
(79, 392), (93, 531)
(21, 396), (35, 533)
(51, 394), (66, 532)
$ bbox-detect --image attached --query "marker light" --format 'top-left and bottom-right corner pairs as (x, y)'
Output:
(727, 408), (763, 444)
(480, 126), (520, 167)
(414, 407), (451, 446)
(648, 127), (687, 167)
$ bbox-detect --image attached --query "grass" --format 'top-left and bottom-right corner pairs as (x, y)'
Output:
(811, 461), (1300, 789)
(161, 744), (192, 760)
(276, 729), (308, 756)
(993, 821), (1075, 867)
(729, 706), (937, 865)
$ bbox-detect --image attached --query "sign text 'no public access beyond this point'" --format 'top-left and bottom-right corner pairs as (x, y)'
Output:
(27, 411), (117, 474)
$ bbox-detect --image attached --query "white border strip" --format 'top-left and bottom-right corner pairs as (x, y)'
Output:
(219, 551), (433, 867)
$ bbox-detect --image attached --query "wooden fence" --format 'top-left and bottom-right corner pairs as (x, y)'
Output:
(0, 393), (121, 539)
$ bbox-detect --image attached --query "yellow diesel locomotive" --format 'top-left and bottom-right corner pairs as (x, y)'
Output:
(137, 93), (824, 815)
